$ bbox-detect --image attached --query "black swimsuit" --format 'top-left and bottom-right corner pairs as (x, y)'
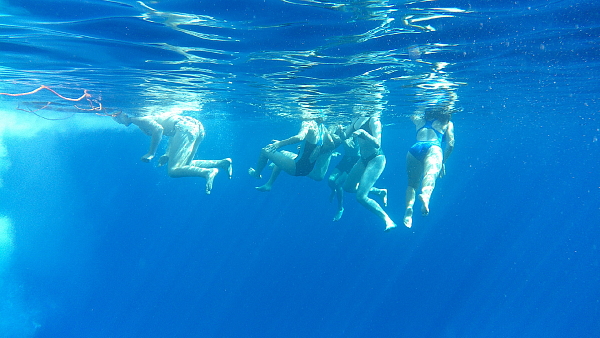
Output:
(294, 142), (318, 176)
(293, 123), (325, 176)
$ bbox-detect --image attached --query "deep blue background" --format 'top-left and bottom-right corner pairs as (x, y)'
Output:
(2, 112), (599, 337)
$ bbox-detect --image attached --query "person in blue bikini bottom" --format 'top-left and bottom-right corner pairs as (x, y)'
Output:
(403, 106), (455, 228)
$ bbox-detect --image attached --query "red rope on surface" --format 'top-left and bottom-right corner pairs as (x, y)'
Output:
(0, 85), (90, 101)
(0, 85), (115, 118)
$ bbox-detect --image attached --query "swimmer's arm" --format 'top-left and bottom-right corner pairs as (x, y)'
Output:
(132, 117), (164, 162)
(340, 123), (354, 139)
(327, 124), (348, 148)
(272, 121), (310, 149)
(325, 131), (339, 149)
(158, 142), (171, 167)
(353, 118), (382, 149)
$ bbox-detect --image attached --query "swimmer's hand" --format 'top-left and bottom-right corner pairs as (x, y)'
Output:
(343, 137), (355, 147)
(158, 155), (169, 167)
(141, 153), (154, 162)
(265, 140), (281, 152)
(352, 129), (365, 138)
(439, 163), (446, 178)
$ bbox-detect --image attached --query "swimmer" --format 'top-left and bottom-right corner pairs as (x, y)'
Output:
(249, 114), (336, 191)
(327, 124), (387, 222)
(113, 112), (232, 194)
(403, 103), (455, 228)
(342, 115), (395, 231)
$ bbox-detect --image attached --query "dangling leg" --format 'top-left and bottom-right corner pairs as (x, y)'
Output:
(343, 161), (364, 194)
(328, 169), (341, 202)
(419, 147), (443, 216)
(167, 161), (218, 195)
(249, 147), (271, 179)
(166, 126), (219, 194)
(256, 165), (281, 192)
(191, 158), (233, 179)
(404, 152), (422, 228)
(332, 187), (345, 221)
(355, 155), (396, 231)
(256, 150), (297, 191)
(369, 187), (388, 207)
(308, 151), (333, 181)
(328, 170), (347, 221)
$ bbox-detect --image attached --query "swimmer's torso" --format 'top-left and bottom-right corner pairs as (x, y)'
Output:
(415, 117), (447, 142)
(157, 114), (202, 137)
(352, 117), (380, 158)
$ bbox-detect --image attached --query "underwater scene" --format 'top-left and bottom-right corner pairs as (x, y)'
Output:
(0, 0), (599, 337)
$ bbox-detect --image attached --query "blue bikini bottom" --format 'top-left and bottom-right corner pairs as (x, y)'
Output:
(409, 141), (441, 162)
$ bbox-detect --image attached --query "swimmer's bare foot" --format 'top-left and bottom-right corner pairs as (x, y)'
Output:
(205, 168), (218, 194)
(403, 207), (413, 228)
(419, 193), (430, 216)
(222, 158), (233, 179)
(370, 188), (388, 207)
(157, 155), (169, 167)
(380, 188), (388, 207)
(333, 207), (344, 221)
(384, 217), (397, 231)
(248, 167), (261, 179)
(255, 183), (272, 192)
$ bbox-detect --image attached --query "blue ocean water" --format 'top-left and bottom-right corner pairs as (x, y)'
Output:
(0, 0), (599, 337)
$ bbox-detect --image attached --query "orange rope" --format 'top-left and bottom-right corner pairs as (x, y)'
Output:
(0, 85), (113, 118)
(0, 85), (90, 101)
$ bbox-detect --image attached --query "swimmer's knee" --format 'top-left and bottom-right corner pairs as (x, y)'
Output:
(355, 194), (368, 205)
(167, 167), (184, 178)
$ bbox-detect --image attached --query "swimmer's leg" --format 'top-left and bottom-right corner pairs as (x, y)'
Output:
(342, 161), (364, 194)
(333, 207), (344, 222)
(403, 205), (413, 229)
(205, 168), (218, 194)
(404, 186), (416, 228)
(256, 165), (281, 192)
(419, 191), (431, 216)
(404, 152), (422, 228)
(192, 158), (233, 179)
(167, 165), (219, 194)
(420, 147), (443, 216)
(249, 147), (271, 179)
(355, 155), (397, 231)
(328, 170), (341, 202)
(369, 187), (388, 207)
(248, 167), (262, 179)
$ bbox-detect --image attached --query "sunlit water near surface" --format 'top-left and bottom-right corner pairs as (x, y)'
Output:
(0, 0), (599, 337)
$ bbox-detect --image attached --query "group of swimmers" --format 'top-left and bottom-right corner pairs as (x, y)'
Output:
(113, 101), (455, 231)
